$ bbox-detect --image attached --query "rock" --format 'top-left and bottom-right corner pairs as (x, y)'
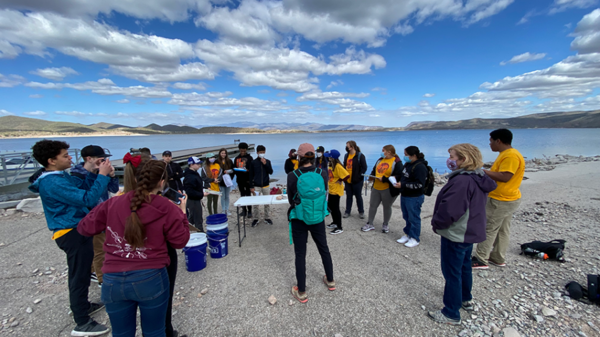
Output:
(533, 315), (544, 323)
(289, 300), (294, 306)
(541, 306), (556, 317)
(197, 294), (202, 298)
(10, 321), (19, 327)
(502, 327), (521, 337)
(268, 295), (277, 305)
(4, 208), (16, 216)
(552, 292), (562, 299)
(32, 269), (39, 274)
(479, 271), (489, 278)
(335, 334), (343, 337)
(25, 307), (32, 314)
(16, 197), (43, 213)
(200, 288), (208, 295)
(421, 305), (426, 310)
(33, 299), (42, 304)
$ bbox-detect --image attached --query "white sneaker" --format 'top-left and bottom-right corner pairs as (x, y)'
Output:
(396, 235), (410, 244)
(405, 238), (419, 248)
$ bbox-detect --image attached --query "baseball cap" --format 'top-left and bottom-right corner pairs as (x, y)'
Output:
(204, 152), (216, 158)
(316, 146), (325, 153)
(324, 149), (341, 159)
(297, 143), (315, 157)
(188, 156), (202, 165)
(81, 145), (112, 158)
(162, 150), (172, 157)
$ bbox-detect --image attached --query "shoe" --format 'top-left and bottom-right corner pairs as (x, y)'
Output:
(97, 283), (102, 289)
(71, 318), (110, 336)
(326, 223), (338, 229)
(405, 238), (419, 248)
(251, 219), (259, 227)
(396, 235), (410, 244)
(361, 223), (375, 232)
(342, 213), (350, 218)
(239, 209), (247, 217)
(90, 272), (98, 283)
(291, 286), (308, 303)
(427, 310), (461, 325)
(173, 331), (188, 337)
(88, 302), (105, 316)
(323, 275), (336, 291)
(488, 259), (507, 267)
(226, 211), (232, 216)
(461, 300), (474, 312)
(247, 212), (253, 219)
(330, 229), (343, 235)
(359, 213), (365, 219)
(382, 224), (389, 233)
(471, 256), (489, 270)
(265, 219), (273, 225)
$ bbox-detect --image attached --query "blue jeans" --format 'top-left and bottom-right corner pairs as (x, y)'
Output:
(221, 185), (231, 212)
(440, 237), (473, 320)
(401, 195), (425, 242)
(102, 268), (170, 337)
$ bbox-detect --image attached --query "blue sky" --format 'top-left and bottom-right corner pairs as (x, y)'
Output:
(1, 0), (600, 127)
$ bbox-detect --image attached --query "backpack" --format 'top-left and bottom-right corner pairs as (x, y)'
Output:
(411, 162), (435, 196)
(520, 239), (566, 262)
(290, 168), (329, 225)
(565, 274), (600, 305)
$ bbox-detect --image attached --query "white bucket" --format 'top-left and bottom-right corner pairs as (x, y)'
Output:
(206, 222), (229, 232)
(186, 233), (207, 247)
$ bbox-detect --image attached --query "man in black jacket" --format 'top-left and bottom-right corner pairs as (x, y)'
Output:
(249, 145), (273, 227)
(184, 156), (206, 232)
(163, 151), (184, 191)
(342, 140), (368, 219)
(233, 142), (254, 217)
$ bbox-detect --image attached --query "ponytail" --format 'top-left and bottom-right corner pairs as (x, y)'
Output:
(405, 146), (425, 160)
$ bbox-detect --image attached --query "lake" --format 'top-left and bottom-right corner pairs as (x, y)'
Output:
(2, 129), (599, 181)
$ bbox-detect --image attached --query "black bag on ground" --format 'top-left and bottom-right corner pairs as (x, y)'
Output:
(520, 239), (566, 262)
(565, 274), (599, 305)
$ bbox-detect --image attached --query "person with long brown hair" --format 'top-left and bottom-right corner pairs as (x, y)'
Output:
(342, 140), (368, 219)
(200, 152), (222, 215)
(78, 160), (190, 337)
(217, 148), (235, 216)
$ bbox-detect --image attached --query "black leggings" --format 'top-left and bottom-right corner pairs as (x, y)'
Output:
(165, 244), (177, 337)
(328, 194), (342, 230)
(291, 219), (334, 293)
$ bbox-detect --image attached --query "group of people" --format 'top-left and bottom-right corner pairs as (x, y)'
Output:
(27, 127), (525, 336)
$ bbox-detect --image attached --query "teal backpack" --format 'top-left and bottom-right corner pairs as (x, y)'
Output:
(288, 168), (329, 244)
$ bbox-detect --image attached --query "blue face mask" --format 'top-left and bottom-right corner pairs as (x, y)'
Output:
(403, 156), (411, 163)
(380, 152), (385, 158)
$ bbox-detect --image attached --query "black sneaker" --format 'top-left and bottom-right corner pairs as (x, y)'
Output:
(71, 319), (110, 336)
(88, 302), (105, 316)
(330, 229), (343, 235)
(326, 223), (337, 229)
(265, 219), (273, 225)
(239, 208), (247, 217)
(251, 219), (259, 227)
(471, 256), (489, 270)
(461, 300), (474, 311)
(247, 212), (253, 219)
(90, 272), (98, 283)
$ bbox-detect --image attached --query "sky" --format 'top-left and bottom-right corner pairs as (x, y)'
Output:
(1, 0), (600, 128)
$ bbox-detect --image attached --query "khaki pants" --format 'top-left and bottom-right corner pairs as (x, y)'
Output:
(252, 186), (270, 220)
(474, 197), (521, 264)
(91, 232), (106, 283)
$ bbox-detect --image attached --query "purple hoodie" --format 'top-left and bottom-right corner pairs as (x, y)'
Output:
(431, 169), (497, 244)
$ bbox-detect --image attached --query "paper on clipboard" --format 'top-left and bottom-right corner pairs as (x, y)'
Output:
(361, 173), (377, 179)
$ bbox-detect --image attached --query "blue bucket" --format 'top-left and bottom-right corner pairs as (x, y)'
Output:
(183, 233), (207, 272)
(206, 214), (229, 259)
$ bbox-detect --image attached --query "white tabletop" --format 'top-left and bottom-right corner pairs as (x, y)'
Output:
(233, 195), (290, 207)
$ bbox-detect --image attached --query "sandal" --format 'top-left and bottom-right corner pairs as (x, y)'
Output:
(323, 275), (336, 291)
(291, 286), (308, 303)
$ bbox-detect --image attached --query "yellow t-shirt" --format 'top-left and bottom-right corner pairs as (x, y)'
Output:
(292, 159), (299, 171)
(373, 157), (394, 190)
(328, 163), (350, 197)
(346, 154), (355, 178)
(209, 163), (221, 192)
(488, 148), (525, 201)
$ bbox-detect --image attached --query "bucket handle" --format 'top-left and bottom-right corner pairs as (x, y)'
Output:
(207, 237), (228, 243)
(183, 246), (207, 254)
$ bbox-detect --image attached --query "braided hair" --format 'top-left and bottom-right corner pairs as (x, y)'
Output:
(125, 160), (167, 249)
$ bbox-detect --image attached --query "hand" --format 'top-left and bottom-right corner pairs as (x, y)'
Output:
(250, 188), (255, 194)
(98, 159), (113, 176)
(214, 178), (219, 183)
(393, 182), (401, 188)
(109, 165), (116, 178)
(368, 177), (374, 182)
(178, 193), (187, 213)
(261, 158), (267, 165)
(376, 176), (383, 181)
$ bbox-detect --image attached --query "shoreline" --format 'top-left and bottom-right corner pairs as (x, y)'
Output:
(0, 133), (148, 139)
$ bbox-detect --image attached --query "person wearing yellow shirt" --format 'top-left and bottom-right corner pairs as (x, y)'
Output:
(343, 141), (368, 219)
(324, 150), (350, 235)
(200, 152), (223, 215)
(361, 145), (403, 234)
(472, 129), (525, 270)
(285, 149), (299, 174)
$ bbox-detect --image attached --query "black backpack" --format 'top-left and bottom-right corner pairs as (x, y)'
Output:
(411, 163), (435, 196)
(520, 239), (566, 262)
(566, 274), (599, 305)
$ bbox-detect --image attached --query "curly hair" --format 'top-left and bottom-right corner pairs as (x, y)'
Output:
(31, 140), (70, 168)
(125, 160), (167, 249)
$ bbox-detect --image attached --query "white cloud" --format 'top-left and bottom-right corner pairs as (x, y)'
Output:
(30, 67), (79, 81)
(0, 109), (14, 115)
(550, 0), (597, 14)
(297, 91), (374, 113)
(29, 94), (43, 98)
(172, 82), (207, 90)
(25, 78), (173, 98)
(24, 110), (47, 116)
(116, 99), (130, 104)
(500, 52), (547, 65)
(372, 87), (387, 91)
(326, 80), (344, 89)
(55, 111), (91, 116)
(423, 93), (436, 97)
(0, 73), (25, 87)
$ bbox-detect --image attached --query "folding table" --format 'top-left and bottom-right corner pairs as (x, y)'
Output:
(233, 195), (289, 247)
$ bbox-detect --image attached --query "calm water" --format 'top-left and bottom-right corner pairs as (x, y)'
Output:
(2, 129), (599, 181)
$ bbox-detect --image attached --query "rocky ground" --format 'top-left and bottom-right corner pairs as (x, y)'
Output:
(0, 156), (599, 337)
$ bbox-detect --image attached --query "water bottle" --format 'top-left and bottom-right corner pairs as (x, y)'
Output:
(523, 248), (548, 259)
(283, 187), (287, 195)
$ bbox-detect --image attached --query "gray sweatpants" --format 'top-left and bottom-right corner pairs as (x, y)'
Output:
(367, 188), (398, 226)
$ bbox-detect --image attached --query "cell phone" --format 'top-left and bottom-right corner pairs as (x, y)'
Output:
(163, 188), (185, 205)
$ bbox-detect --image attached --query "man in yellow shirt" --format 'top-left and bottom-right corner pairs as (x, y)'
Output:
(473, 129), (525, 269)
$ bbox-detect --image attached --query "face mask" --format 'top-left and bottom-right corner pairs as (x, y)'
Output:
(345, 146), (350, 152)
(209, 158), (216, 163)
(380, 152), (385, 158)
(258, 153), (265, 158)
(317, 153), (322, 158)
(403, 156), (411, 163)
(446, 158), (458, 171)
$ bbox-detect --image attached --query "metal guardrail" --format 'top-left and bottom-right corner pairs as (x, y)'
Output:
(0, 149), (81, 187)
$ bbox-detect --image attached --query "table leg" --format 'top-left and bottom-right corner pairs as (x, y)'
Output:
(237, 206), (241, 247)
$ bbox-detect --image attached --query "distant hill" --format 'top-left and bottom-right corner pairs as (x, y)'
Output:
(0, 116), (98, 134)
(215, 122), (384, 131)
(404, 110), (600, 130)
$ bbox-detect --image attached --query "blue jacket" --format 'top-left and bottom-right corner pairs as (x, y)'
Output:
(71, 163), (119, 207)
(29, 171), (110, 232)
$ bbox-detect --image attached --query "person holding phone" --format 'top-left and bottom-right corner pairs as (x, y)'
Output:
(184, 156), (206, 232)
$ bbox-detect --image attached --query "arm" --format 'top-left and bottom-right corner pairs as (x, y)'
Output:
(484, 170), (514, 183)
(266, 159), (274, 175)
(284, 159), (293, 174)
(175, 164), (184, 180)
(77, 199), (109, 236)
(431, 179), (470, 231)
(184, 176), (204, 199)
(107, 176), (120, 193)
(248, 160), (255, 188)
(360, 153), (368, 174)
(164, 204), (191, 249)
(287, 172), (298, 206)
(320, 168), (329, 193)
(47, 174), (111, 208)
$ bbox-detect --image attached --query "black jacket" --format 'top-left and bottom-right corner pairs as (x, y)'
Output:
(284, 158), (298, 174)
(400, 159), (428, 197)
(249, 157), (273, 188)
(233, 153), (254, 186)
(286, 165), (329, 207)
(369, 155), (404, 197)
(218, 158), (235, 187)
(166, 161), (184, 191)
(183, 168), (205, 200)
(343, 151), (368, 184)
(315, 156), (329, 171)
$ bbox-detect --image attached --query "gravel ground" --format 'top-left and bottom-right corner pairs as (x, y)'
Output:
(0, 158), (599, 337)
